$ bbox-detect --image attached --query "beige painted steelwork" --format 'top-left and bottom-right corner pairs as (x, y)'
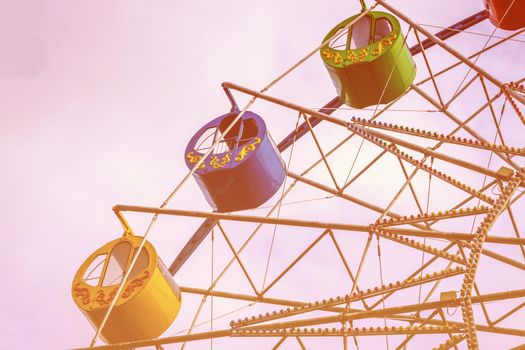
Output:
(77, 2), (525, 349)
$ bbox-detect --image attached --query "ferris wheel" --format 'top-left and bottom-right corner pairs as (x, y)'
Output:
(71, 1), (525, 349)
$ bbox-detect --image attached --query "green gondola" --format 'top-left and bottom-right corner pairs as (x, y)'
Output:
(321, 11), (416, 108)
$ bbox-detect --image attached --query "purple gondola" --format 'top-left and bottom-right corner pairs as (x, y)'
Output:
(185, 111), (286, 213)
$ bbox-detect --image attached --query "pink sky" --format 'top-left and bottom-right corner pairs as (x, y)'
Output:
(1, 1), (524, 349)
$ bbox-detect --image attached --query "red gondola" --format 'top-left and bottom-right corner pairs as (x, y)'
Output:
(485, 0), (525, 30)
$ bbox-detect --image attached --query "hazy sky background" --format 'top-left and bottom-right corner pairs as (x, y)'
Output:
(1, 1), (524, 349)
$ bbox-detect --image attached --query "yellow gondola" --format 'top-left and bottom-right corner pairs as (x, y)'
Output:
(72, 235), (182, 344)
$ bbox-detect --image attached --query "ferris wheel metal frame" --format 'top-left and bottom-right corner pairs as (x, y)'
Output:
(73, 1), (525, 349)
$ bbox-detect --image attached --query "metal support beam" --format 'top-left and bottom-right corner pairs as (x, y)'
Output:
(277, 96), (342, 151)
(180, 286), (352, 313)
(113, 204), (525, 245)
(75, 287), (525, 350)
(409, 10), (488, 55)
(239, 289), (525, 331)
(222, 82), (519, 184)
(73, 330), (232, 350)
(169, 218), (217, 275)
